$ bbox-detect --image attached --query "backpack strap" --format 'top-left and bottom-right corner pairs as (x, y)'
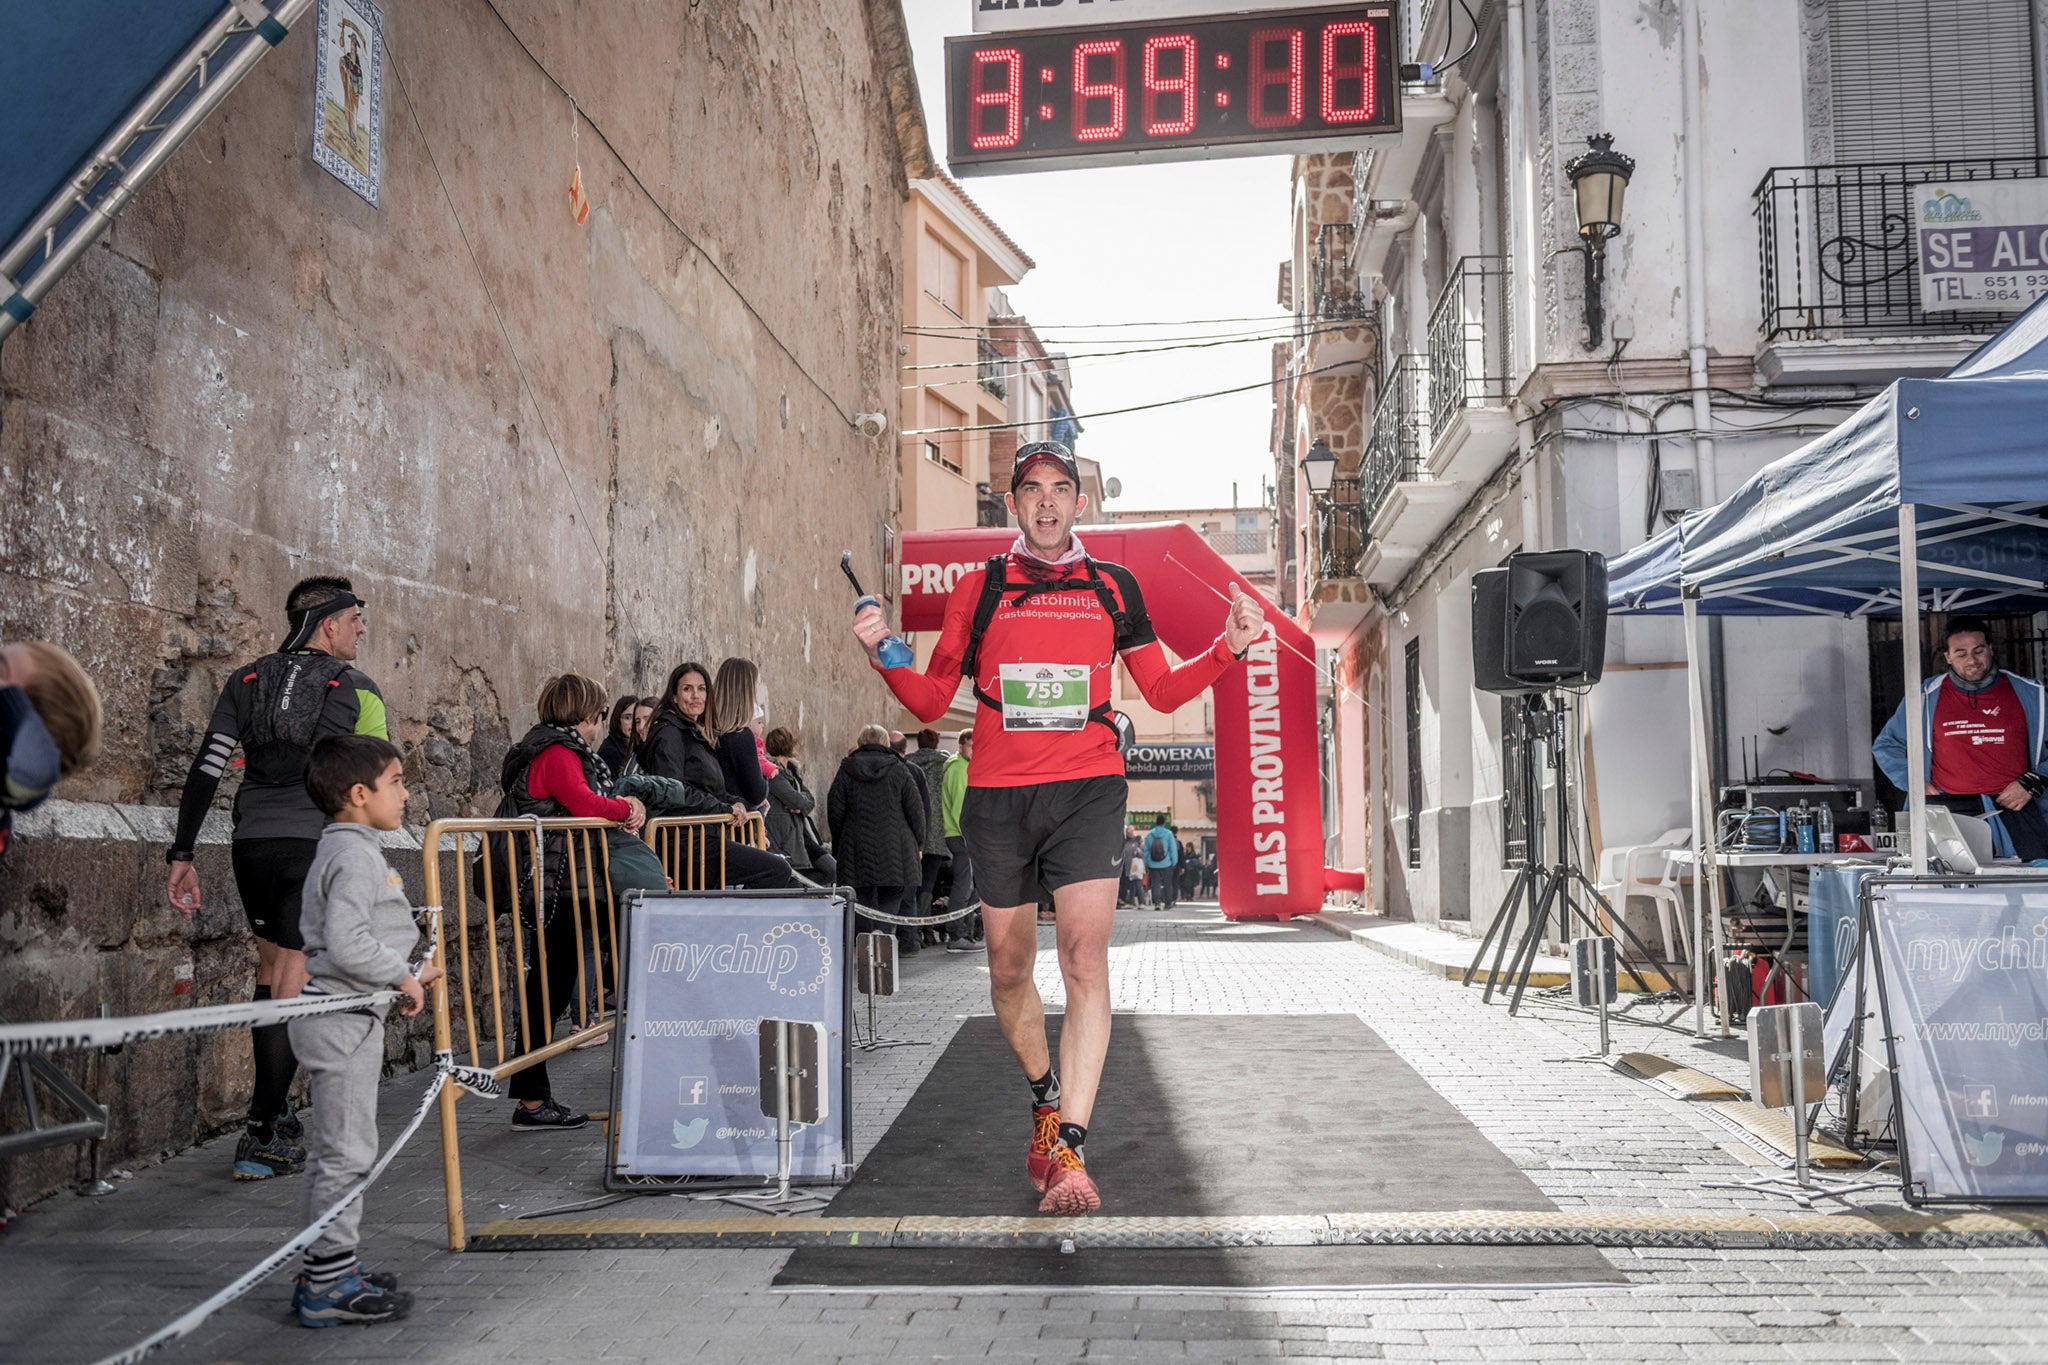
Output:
(960, 554), (1009, 685)
(961, 554), (1129, 738)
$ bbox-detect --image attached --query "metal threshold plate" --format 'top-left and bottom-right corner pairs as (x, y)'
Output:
(1616, 1052), (1746, 1101)
(466, 1207), (2048, 1252)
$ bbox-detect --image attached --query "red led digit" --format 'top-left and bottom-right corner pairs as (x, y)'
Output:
(970, 47), (1023, 149)
(1072, 39), (1127, 141)
(1319, 22), (1376, 124)
(1142, 34), (1197, 136)
(1248, 26), (1303, 129)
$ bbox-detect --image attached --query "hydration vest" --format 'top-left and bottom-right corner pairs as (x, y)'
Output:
(239, 651), (356, 786)
(959, 554), (1151, 742)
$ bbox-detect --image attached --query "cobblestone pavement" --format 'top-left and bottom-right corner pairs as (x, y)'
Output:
(7, 905), (2048, 1363)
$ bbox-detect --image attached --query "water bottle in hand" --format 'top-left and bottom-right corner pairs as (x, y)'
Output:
(855, 596), (915, 670)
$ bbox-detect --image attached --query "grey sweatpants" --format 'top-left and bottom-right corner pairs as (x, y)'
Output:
(288, 1010), (384, 1263)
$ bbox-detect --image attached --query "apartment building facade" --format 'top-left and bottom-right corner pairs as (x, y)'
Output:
(1276, 0), (2047, 928)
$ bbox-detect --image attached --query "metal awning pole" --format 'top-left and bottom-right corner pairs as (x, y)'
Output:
(0, 0), (312, 342)
(1899, 505), (1930, 874)
(1683, 595), (1708, 1038)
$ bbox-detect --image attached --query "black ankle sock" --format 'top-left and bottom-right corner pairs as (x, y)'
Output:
(1056, 1121), (1087, 1153)
(248, 986), (298, 1139)
(1029, 1069), (1061, 1111)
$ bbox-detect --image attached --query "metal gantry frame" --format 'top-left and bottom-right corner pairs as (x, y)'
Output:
(0, 0), (312, 344)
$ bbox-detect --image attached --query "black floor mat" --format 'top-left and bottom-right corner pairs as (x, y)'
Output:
(776, 1013), (1625, 1288)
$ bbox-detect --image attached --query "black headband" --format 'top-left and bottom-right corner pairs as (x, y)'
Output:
(280, 593), (365, 651)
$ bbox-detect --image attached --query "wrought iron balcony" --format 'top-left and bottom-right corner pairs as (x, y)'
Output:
(1313, 221), (1371, 322)
(1206, 526), (1270, 558)
(977, 336), (1007, 400)
(1361, 354), (1430, 525)
(975, 482), (1008, 528)
(1313, 476), (1366, 581)
(1754, 158), (2037, 342)
(1426, 255), (1510, 435)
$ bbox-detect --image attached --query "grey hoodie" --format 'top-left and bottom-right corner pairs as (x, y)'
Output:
(302, 821), (421, 1015)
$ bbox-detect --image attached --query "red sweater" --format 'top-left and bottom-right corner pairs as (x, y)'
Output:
(527, 745), (632, 822)
(879, 555), (1236, 788)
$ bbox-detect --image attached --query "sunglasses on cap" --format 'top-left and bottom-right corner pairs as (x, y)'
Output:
(1010, 441), (1080, 491)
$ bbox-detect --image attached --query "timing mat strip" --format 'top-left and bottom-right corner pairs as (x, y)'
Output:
(467, 1208), (2048, 1253)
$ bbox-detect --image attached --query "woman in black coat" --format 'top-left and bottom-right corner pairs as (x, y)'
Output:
(637, 660), (796, 890)
(763, 726), (836, 884)
(828, 724), (927, 952)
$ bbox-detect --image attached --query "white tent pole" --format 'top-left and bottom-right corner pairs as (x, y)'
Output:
(1899, 505), (1930, 874)
(1683, 596), (1709, 1037)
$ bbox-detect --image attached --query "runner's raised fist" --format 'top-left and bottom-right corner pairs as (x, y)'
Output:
(1224, 587), (1265, 656)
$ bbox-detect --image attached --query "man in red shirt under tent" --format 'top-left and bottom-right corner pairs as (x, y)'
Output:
(1875, 615), (2048, 861)
(852, 441), (1264, 1215)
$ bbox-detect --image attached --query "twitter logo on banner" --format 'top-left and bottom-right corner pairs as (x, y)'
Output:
(1963, 1129), (2006, 1168)
(672, 1117), (708, 1150)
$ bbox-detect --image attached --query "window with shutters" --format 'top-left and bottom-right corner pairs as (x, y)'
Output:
(923, 393), (964, 474)
(1827, 0), (2037, 162)
(1404, 637), (1423, 870)
(922, 229), (966, 317)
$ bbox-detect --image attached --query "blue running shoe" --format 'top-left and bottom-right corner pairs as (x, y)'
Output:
(232, 1128), (304, 1181)
(293, 1271), (413, 1328)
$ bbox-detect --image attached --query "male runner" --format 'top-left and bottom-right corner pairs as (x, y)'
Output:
(853, 441), (1263, 1213)
(165, 577), (389, 1180)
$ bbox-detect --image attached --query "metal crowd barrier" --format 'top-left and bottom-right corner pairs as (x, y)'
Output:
(424, 810), (766, 1249)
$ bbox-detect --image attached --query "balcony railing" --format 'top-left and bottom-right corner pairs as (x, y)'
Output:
(977, 336), (1007, 399)
(1754, 157), (2040, 342)
(975, 482), (1007, 528)
(1426, 255), (1510, 435)
(1361, 354), (1430, 525)
(1205, 526), (1269, 557)
(1314, 476), (1366, 581)
(1313, 221), (1371, 322)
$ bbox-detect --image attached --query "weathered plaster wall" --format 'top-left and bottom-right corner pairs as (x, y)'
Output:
(0, 0), (920, 1204)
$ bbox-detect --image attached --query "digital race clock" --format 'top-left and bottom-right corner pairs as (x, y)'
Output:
(945, 5), (1401, 175)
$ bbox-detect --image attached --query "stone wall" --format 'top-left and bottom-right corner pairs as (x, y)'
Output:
(0, 0), (927, 1205)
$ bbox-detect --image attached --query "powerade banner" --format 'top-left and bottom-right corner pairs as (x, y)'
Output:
(610, 892), (851, 1180)
(1870, 879), (2048, 1203)
(1125, 741), (1214, 781)
(898, 522), (1325, 919)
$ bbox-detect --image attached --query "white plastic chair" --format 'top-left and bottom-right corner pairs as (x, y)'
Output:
(1596, 828), (1692, 962)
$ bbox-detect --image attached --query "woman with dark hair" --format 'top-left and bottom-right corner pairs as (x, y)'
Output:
(764, 726), (835, 885)
(637, 659), (798, 889)
(597, 695), (648, 779)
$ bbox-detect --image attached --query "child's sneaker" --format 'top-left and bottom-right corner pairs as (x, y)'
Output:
(292, 1270), (413, 1328)
(233, 1128), (305, 1180)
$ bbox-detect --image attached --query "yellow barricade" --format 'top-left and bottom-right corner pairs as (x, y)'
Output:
(424, 809), (776, 1249)
(642, 811), (769, 889)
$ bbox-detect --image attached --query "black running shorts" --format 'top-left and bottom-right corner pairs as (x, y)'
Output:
(231, 837), (319, 952)
(961, 775), (1128, 909)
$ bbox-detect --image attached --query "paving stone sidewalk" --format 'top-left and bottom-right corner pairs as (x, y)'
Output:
(5, 906), (2048, 1363)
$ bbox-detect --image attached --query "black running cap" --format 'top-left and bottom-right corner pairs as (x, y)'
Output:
(1011, 441), (1080, 492)
(280, 592), (366, 651)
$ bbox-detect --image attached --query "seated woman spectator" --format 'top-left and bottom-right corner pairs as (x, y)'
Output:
(597, 694), (651, 779)
(763, 726), (835, 885)
(708, 658), (770, 813)
(828, 724), (926, 955)
(493, 673), (669, 1130)
(637, 660), (796, 890)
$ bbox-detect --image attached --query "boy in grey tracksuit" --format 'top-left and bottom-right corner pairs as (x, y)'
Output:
(287, 735), (437, 1328)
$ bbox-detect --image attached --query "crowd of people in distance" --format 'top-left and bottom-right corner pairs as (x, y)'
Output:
(1116, 817), (1217, 910)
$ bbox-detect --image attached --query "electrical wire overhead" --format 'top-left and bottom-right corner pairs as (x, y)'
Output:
(904, 360), (1355, 436)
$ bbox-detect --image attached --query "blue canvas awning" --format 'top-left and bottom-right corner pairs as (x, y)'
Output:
(1608, 291), (2048, 618)
(0, 1), (307, 340)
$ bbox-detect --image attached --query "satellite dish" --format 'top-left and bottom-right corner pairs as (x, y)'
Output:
(1105, 477), (1123, 499)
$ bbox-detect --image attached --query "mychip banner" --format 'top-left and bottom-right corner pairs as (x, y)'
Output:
(609, 891), (851, 1184)
(1869, 878), (2048, 1203)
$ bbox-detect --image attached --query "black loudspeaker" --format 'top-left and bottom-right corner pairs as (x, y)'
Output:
(1472, 568), (1537, 696)
(1505, 550), (1608, 686)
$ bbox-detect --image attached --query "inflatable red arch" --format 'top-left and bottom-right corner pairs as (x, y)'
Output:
(898, 522), (1329, 920)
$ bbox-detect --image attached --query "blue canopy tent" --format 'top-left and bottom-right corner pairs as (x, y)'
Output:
(1605, 291), (2048, 1033)
(0, 0), (310, 344)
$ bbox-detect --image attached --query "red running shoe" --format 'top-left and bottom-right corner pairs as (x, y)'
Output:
(1037, 1142), (1100, 1215)
(1027, 1105), (1060, 1193)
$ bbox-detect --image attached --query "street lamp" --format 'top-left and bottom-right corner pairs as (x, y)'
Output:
(1563, 133), (1634, 350)
(1300, 438), (1337, 497)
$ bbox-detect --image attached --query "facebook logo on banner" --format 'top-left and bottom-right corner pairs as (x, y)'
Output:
(680, 1076), (709, 1106)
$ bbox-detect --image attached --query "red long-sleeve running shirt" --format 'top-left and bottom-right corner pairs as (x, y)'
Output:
(879, 554), (1237, 788)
